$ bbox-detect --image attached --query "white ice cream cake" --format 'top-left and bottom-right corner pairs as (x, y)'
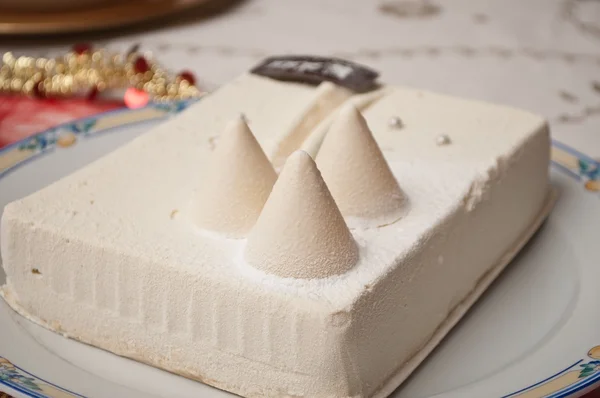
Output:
(1, 57), (553, 397)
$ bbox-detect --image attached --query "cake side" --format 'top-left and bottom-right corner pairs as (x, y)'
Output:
(0, 213), (356, 396)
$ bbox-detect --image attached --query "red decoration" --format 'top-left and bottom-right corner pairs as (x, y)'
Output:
(179, 71), (196, 85)
(86, 86), (99, 101)
(72, 43), (91, 55)
(134, 56), (150, 74)
(1, 46), (201, 106)
(124, 88), (149, 109)
(32, 82), (45, 98)
(0, 96), (123, 149)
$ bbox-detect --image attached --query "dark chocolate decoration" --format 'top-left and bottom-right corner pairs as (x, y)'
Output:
(251, 56), (379, 92)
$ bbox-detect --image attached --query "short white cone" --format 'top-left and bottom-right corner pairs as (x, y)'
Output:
(194, 117), (277, 238)
(316, 104), (405, 228)
(245, 150), (358, 279)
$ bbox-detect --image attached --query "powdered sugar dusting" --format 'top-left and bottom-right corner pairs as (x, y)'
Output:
(316, 104), (406, 228)
(245, 151), (358, 279)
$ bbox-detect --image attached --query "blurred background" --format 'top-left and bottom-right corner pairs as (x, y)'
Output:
(0, 0), (599, 153)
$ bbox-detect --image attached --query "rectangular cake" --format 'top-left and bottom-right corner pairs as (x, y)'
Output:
(1, 58), (552, 397)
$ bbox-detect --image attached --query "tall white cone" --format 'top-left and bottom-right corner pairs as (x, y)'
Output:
(245, 150), (358, 279)
(316, 104), (405, 228)
(194, 117), (277, 238)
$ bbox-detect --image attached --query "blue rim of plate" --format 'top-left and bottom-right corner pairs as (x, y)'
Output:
(0, 100), (599, 398)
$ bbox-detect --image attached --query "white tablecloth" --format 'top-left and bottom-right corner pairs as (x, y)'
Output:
(2, 0), (600, 156)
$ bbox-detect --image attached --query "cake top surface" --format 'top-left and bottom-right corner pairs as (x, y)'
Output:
(4, 73), (547, 310)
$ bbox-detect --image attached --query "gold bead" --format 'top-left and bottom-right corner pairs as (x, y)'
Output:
(10, 78), (23, 91)
(14, 56), (24, 71)
(166, 83), (177, 96)
(112, 54), (123, 65)
(55, 63), (66, 74)
(44, 59), (56, 73)
(74, 69), (86, 82)
(77, 53), (91, 66)
(23, 80), (35, 93)
(17, 56), (34, 68)
(68, 59), (78, 70)
(2, 52), (15, 66)
(34, 58), (46, 69)
(92, 51), (103, 63)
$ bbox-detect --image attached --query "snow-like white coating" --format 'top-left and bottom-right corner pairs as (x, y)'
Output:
(316, 104), (406, 228)
(193, 116), (276, 238)
(245, 150), (358, 278)
(0, 73), (550, 397)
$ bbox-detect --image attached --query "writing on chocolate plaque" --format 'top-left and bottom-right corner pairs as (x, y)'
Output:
(251, 56), (379, 92)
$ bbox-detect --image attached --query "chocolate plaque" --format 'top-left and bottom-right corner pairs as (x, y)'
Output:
(251, 56), (379, 92)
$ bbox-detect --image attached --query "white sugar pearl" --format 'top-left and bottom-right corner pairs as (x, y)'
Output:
(436, 134), (451, 146)
(388, 116), (403, 128)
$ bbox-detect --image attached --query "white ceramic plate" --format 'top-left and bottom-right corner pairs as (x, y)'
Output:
(0, 102), (599, 398)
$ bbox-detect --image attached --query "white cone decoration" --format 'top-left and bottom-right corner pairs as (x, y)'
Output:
(194, 117), (277, 238)
(245, 150), (358, 279)
(316, 104), (405, 228)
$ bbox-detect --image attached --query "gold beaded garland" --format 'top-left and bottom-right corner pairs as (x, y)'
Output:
(0, 45), (202, 103)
